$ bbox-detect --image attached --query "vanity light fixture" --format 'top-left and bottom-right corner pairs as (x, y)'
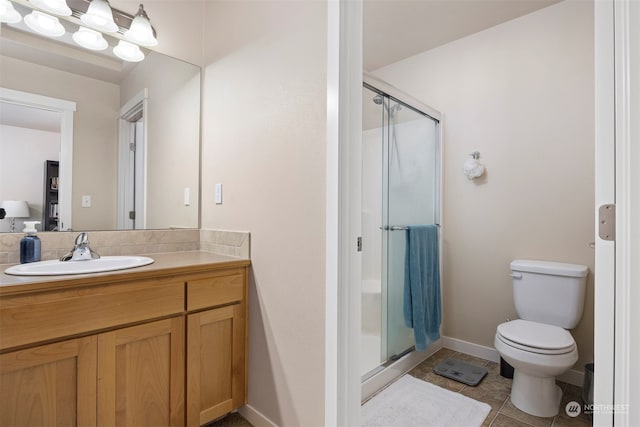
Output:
(123, 4), (157, 47)
(113, 39), (143, 62)
(29, 0), (71, 16)
(80, 0), (117, 33)
(72, 26), (107, 50)
(0, 0), (22, 23)
(24, 9), (65, 37)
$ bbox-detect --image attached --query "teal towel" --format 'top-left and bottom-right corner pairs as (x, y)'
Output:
(403, 224), (441, 351)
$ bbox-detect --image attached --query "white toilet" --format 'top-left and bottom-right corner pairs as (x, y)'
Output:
(495, 259), (588, 418)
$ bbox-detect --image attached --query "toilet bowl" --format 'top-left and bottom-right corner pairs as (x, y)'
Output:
(495, 260), (588, 418)
(495, 319), (578, 417)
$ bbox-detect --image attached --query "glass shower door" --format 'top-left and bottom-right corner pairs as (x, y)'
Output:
(384, 99), (439, 360)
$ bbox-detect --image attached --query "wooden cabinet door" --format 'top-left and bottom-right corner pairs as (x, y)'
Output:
(186, 304), (246, 426)
(0, 336), (97, 426)
(97, 317), (185, 427)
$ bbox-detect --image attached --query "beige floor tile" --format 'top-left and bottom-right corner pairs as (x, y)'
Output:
(460, 383), (510, 411)
(205, 412), (253, 427)
(491, 413), (535, 427)
(552, 414), (592, 427)
(482, 409), (499, 427)
(500, 399), (554, 427)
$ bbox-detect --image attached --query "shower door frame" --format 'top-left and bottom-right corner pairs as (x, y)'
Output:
(360, 74), (444, 399)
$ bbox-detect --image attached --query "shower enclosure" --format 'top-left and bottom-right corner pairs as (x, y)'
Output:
(361, 80), (441, 381)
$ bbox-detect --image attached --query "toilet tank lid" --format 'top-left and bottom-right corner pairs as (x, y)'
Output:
(511, 260), (588, 278)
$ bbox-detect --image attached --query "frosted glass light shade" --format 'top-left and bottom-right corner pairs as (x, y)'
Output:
(123, 5), (157, 47)
(29, 0), (71, 16)
(81, 0), (117, 33)
(72, 27), (108, 50)
(24, 10), (65, 37)
(113, 40), (144, 62)
(0, 0), (22, 23)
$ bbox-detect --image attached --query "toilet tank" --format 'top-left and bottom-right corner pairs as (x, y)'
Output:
(511, 260), (588, 329)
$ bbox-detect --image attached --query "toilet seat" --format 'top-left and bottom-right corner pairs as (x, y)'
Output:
(497, 319), (575, 355)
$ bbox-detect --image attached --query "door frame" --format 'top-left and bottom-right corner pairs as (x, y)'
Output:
(0, 87), (75, 231)
(117, 89), (148, 230)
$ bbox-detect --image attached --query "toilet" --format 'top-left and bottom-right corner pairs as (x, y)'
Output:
(495, 259), (588, 418)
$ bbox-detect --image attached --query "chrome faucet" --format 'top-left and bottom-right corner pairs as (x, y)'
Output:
(60, 232), (101, 261)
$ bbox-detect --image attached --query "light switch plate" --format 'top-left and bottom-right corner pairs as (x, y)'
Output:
(215, 183), (222, 204)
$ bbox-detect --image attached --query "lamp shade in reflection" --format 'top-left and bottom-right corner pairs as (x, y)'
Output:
(113, 40), (144, 62)
(0, 201), (30, 218)
(0, 0), (22, 23)
(73, 26), (108, 50)
(24, 10), (65, 37)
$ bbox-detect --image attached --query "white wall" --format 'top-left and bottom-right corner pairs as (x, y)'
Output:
(373, 0), (595, 371)
(201, 1), (327, 425)
(0, 125), (59, 232)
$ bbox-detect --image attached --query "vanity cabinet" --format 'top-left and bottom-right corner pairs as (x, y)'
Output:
(186, 269), (247, 426)
(0, 259), (249, 427)
(97, 317), (185, 426)
(0, 336), (98, 426)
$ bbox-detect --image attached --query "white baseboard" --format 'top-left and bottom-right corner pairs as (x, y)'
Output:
(441, 336), (585, 387)
(441, 336), (501, 363)
(238, 404), (278, 427)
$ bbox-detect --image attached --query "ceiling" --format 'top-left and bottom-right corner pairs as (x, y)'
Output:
(363, 0), (563, 71)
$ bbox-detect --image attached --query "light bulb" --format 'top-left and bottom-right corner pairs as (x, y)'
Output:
(24, 10), (65, 37)
(113, 40), (144, 62)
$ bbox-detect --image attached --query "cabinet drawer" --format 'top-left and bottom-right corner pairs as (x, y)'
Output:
(187, 269), (245, 311)
(0, 279), (184, 351)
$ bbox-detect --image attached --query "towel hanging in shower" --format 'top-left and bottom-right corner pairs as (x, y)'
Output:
(403, 224), (441, 351)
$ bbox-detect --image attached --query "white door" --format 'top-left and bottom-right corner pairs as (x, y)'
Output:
(595, 0), (639, 425)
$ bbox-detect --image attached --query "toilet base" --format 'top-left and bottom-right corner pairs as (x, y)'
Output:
(511, 370), (562, 417)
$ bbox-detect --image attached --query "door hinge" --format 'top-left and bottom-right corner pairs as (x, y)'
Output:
(598, 204), (615, 241)
(129, 142), (136, 152)
(129, 210), (136, 220)
(357, 236), (362, 252)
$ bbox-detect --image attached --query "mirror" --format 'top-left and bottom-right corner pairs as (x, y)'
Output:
(0, 8), (200, 233)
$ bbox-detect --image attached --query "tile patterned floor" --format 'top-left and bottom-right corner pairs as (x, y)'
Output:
(205, 412), (253, 427)
(205, 347), (593, 427)
(406, 348), (593, 427)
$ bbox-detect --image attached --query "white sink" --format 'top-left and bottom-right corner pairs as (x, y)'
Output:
(4, 256), (155, 276)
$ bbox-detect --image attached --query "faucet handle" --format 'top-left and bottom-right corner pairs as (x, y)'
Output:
(75, 232), (89, 246)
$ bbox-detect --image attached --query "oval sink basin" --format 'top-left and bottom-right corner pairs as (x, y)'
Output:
(4, 256), (154, 276)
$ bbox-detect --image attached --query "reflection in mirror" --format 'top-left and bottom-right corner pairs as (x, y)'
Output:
(0, 12), (200, 233)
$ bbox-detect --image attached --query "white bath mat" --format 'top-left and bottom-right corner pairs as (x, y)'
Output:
(362, 374), (491, 427)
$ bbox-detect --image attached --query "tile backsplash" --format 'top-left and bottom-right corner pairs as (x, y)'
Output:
(0, 229), (249, 264)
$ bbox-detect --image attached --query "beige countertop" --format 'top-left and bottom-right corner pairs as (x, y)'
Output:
(0, 251), (250, 294)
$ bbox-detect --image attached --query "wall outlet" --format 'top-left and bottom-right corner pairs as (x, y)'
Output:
(81, 195), (91, 208)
